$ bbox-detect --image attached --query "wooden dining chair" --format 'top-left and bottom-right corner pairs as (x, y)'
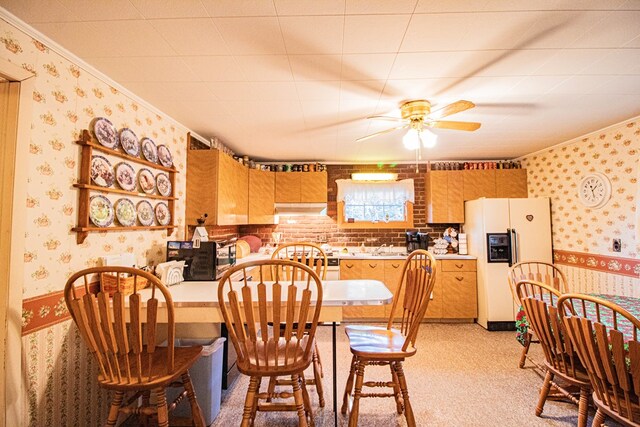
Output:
(559, 293), (640, 427)
(217, 259), (323, 427)
(341, 249), (436, 427)
(64, 266), (205, 427)
(516, 280), (591, 427)
(508, 261), (568, 369)
(268, 242), (327, 407)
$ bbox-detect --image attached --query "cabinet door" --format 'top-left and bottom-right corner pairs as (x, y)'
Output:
(447, 170), (465, 222)
(217, 154), (248, 225)
(275, 172), (301, 202)
(300, 171), (327, 203)
(384, 260), (404, 319)
(495, 169), (528, 198)
(426, 171), (448, 223)
(186, 149), (218, 225)
(463, 170), (496, 200)
(359, 261), (386, 318)
(426, 261), (443, 318)
(442, 272), (477, 318)
(248, 169), (275, 224)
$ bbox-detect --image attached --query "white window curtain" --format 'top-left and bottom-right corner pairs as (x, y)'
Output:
(336, 179), (415, 204)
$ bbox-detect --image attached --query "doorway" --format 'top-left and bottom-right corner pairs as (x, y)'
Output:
(0, 60), (34, 427)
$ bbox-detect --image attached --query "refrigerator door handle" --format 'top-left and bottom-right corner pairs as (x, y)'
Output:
(511, 228), (519, 265)
(507, 228), (513, 266)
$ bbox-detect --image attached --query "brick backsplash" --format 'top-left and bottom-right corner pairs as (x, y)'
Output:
(240, 164), (457, 248)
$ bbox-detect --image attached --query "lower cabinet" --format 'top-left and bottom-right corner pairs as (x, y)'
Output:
(340, 258), (477, 321)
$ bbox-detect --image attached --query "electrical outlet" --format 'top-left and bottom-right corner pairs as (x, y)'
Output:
(613, 238), (621, 252)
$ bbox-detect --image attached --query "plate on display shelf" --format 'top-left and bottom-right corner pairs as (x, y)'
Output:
(114, 198), (136, 227)
(89, 195), (114, 227)
(91, 117), (118, 149)
(157, 145), (173, 168)
(90, 155), (115, 187)
(136, 200), (154, 226)
(115, 162), (136, 191)
(155, 172), (172, 196)
(154, 202), (171, 226)
(138, 167), (156, 194)
(119, 128), (140, 157)
(141, 137), (158, 163)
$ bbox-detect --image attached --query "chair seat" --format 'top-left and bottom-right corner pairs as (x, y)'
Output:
(545, 359), (591, 386)
(238, 335), (314, 376)
(593, 392), (640, 427)
(345, 325), (416, 359)
(98, 345), (203, 390)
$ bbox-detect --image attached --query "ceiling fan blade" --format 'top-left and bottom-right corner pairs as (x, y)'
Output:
(366, 115), (407, 122)
(429, 100), (475, 120)
(429, 121), (481, 131)
(356, 125), (408, 142)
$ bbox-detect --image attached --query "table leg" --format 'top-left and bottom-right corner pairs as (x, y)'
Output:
(333, 321), (338, 427)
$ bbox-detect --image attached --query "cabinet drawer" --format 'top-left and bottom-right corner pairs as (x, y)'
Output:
(441, 259), (476, 272)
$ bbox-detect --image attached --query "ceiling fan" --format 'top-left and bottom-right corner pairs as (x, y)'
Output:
(356, 99), (481, 150)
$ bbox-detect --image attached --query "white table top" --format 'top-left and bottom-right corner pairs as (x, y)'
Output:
(139, 279), (393, 308)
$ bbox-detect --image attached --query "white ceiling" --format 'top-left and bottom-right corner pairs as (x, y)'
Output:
(2, 0), (640, 162)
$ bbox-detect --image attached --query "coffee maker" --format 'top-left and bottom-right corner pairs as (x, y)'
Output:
(405, 231), (429, 252)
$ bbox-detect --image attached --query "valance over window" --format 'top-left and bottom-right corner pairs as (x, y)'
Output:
(336, 179), (415, 204)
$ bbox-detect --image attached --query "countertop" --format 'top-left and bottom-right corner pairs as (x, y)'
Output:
(235, 252), (476, 263)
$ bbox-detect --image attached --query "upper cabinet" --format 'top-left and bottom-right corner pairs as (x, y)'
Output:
(425, 170), (464, 223)
(495, 169), (528, 198)
(186, 148), (248, 226)
(463, 170), (496, 200)
(425, 169), (527, 223)
(275, 171), (327, 203)
(248, 169), (275, 224)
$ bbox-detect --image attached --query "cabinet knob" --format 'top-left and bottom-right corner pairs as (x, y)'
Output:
(455, 263), (464, 269)
(456, 276), (464, 281)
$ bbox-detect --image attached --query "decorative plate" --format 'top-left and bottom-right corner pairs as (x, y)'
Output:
(90, 155), (115, 187)
(136, 200), (154, 226)
(89, 195), (114, 227)
(92, 117), (118, 149)
(141, 138), (158, 163)
(156, 172), (172, 196)
(138, 168), (156, 194)
(119, 128), (139, 157)
(114, 198), (136, 227)
(155, 202), (171, 226)
(115, 162), (136, 191)
(157, 145), (173, 168)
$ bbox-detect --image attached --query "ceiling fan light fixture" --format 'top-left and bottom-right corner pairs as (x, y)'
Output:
(402, 128), (421, 150)
(421, 128), (438, 148)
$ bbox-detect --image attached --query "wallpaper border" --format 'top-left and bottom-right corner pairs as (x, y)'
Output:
(554, 249), (640, 278)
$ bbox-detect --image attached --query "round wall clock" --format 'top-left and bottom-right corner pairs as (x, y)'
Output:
(578, 172), (611, 208)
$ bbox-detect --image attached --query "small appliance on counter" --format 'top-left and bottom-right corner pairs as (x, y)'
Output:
(405, 231), (429, 252)
(166, 240), (236, 281)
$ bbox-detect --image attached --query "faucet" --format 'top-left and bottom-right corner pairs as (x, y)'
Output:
(373, 243), (387, 255)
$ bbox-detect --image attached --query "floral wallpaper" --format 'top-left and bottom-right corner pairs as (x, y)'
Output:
(520, 117), (640, 294)
(1, 18), (189, 426)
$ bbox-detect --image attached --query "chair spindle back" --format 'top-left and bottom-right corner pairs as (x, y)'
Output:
(508, 261), (567, 306)
(385, 250), (437, 350)
(64, 266), (175, 386)
(271, 242), (327, 281)
(218, 259), (323, 373)
(559, 293), (640, 425)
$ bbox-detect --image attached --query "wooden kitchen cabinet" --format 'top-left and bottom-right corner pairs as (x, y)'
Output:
(248, 169), (276, 224)
(440, 259), (477, 319)
(186, 148), (248, 226)
(383, 260), (405, 318)
(275, 171), (327, 203)
(425, 170), (464, 223)
(463, 170), (496, 200)
(495, 169), (528, 198)
(342, 260), (386, 319)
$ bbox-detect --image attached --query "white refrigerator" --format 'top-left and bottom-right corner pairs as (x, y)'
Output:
(464, 198), (552, 330)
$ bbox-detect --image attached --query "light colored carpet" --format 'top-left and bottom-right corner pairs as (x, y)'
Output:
(206, 323), (622, 427)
